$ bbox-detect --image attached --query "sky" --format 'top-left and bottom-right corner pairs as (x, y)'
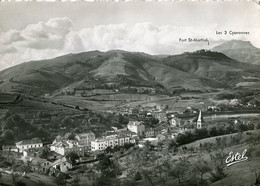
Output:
(0, 1), (259, 71)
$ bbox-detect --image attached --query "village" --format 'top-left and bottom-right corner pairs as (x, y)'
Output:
(1, 99), (259, 185)
(0, 105), (203, 171)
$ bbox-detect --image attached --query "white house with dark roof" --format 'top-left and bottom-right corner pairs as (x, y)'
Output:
(127, 121), (145, 136)
(50, 138), (85, 156)
(25, 157), (52, 173)
(52, 157), (72, 173)
(15, 138), (43, 152)
(50, 141), (70, 156)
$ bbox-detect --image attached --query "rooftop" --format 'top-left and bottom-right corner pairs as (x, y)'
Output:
(52, 157), (72, 166)
(16, 138), (42, 145)
(76, 132), (95, 138)
(128, 121), (142, 126)
(94, 134), (130, 142)
(23, 157), (49, 165)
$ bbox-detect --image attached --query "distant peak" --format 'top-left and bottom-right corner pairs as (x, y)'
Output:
(213, 40), (256, 50)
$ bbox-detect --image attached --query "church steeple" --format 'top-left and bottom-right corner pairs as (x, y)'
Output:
(197, 110), (202, 129)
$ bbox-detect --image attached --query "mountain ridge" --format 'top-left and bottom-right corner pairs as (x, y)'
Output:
(0, 42), (260, 96)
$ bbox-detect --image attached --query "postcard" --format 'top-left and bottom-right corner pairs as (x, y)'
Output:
(0, 1), (259, 186)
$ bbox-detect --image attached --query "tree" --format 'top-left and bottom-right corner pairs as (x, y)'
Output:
(156, 160), (171, 184)
(105, 146), (113, 154)
(134, 171), (142, 181)
(97, 155), (117, 178)
(144, 141), (153, 151)
(215, 137), (227, 155)
(210, 151), (227, 182)
(118, 114), (129, 124)
(142, 170), (154, 186)
(195, 128), (208, 139)
(157, 141), (164, 151)
(66, 133), (76, 140)
(170, 157), (190, 183)
(55, 173), (66, 186)
(39, 146), (51, 159)
(167, 140), (178, 153)
(72, 175), (80, 186)
(256, 123), (260, 129)
(96, 155), (121, 186)
(209, 127), (218, 136)
(192, 157), (211, 185)
(2, 130), (14, 145)
(237, 123), (248, 132)
(225, 125), (236, 134)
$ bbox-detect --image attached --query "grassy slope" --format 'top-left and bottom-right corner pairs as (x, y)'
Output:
(0, 172), (56, 186)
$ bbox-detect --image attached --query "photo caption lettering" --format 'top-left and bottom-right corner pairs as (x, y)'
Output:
(216, 30), (250, 36)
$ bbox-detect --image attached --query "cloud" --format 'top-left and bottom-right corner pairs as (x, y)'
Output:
(0, 17), (259, 71)
(0, 17), (72, 70)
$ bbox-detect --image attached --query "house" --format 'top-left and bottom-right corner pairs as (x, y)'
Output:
(150, 111), (167, 122)
(46, 151), (63, 162)
(91, 134), (135, 151)
(154, 124), (168, 136)
(132, 108), (140, 115)
(52, 157), (72, 173)
(145, 127), (155, 137)
(207, 106), (221, 112)
(50, 138), (86, 156)
(157, 134), (166, 141)
(127, 121), (145, 136)
(15, 138), (43, 152)
(75, 132), (95, 148)
(23, 148), (41, 157)
(50, 141), (70, 156)
(168, 114), (181, 127)
(2, 145), (19, 152)
(66, 140), (79, 148)
(23, 157), (52, 173)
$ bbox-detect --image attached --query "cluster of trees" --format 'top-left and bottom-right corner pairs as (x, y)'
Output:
(142, 117), (159, 128)
(167, 157), (213, 185)
(0, 113), (49, 146)
(105, 143), (134, 154)
(176, 123), (255, 146)
(216, 91), (259, 107)
(122, 146), (225, 185)
(95, 154), (121, 185)
(30, 110), (130, 139)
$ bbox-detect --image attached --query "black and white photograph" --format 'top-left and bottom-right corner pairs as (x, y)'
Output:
(0, 1), (260, 185)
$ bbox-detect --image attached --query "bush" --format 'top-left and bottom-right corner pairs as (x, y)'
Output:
(210, 166), (227, 182)
(15, 181), (27, 186)
(134, 171), (142, 181)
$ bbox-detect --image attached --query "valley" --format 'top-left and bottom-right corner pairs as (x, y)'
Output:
(0, 40), (260, 186)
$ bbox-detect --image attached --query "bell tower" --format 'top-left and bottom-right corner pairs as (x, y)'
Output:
(197, 110), (202, 129)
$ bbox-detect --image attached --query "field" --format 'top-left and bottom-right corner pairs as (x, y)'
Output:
(53, 94), (169, 111)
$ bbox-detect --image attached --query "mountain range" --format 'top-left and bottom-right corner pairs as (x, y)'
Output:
(0, 40), (259, 96)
